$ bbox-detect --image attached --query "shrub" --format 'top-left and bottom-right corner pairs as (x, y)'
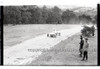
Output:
(81, 25), (94, 37)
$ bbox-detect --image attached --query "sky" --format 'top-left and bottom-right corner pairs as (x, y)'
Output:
(0, 0), (100, 8)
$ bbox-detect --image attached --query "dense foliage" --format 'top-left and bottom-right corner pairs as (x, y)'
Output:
(81, 25), (95, 36)
(3, 5), (96, 25)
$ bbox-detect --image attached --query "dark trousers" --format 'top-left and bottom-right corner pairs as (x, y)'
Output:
(79, 49), (83, 57)
(82, 51), (88, 60)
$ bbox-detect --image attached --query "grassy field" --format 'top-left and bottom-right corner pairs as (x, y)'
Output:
(4, 24), (97, 65)
(4, 24), (80, 48)
(28, 30), (97, 65)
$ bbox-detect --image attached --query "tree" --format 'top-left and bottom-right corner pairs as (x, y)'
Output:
(41, 5), (48, 23)
(79, 14), (92, 24)
(21, 11), (32, 24)
(46, 11), (62, 24)
(4, 6), (22, 25)
(52, 6), (61, 14)
(62, 10), (76, 24)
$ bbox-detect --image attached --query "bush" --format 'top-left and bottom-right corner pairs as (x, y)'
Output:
(81, 25), (94, 37)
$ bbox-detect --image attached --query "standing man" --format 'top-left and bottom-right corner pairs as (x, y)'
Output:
(79, 35), (84, 57)
(82, 38), (89, 61)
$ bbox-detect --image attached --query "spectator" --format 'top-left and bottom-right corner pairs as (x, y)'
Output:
(79, 35), (84, 57)
(82, 38), (89, 61)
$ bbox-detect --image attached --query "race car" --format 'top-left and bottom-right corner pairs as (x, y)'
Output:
(47, 28), (61, 38)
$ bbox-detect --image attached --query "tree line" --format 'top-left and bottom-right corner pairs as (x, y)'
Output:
(3, 5), (97, 25)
